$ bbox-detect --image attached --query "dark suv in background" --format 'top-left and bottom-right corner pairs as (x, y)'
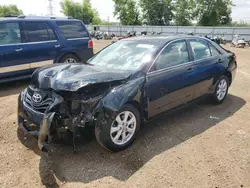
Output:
(0, 16), (93, 83)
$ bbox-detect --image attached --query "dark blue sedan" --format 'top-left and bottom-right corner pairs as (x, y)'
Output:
(18, 36), (237, 152)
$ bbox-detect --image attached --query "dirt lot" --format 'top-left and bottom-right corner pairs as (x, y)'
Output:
(0, 40), (249, 188)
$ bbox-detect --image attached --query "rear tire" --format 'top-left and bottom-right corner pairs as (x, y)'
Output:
(59, 54), (80, 63)
(95, 105), (140, 152)
(212, 75), (229, 104)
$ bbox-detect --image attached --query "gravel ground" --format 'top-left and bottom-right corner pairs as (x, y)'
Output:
(0, 40), (249, 188)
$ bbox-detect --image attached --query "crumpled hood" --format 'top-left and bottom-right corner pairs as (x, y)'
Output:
(31, 63), (131, 92)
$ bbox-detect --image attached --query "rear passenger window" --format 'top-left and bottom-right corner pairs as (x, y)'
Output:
(154, 40), (190, 70)
(209, 43), (221, 56)
(0, 22), (21, 45)
(26, 22), (56, 42)
(57, 21), (88, 39)
(189, 40), (211, 60)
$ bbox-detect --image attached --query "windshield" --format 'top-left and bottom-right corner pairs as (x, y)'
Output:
(88, 40), (158, 72)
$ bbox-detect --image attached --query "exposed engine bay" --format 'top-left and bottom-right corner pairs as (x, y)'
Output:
(18, 62), (145, 153)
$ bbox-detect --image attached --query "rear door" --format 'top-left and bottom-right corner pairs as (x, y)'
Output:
(0, 21), (31, 80)
(23, 21), (62, 72)
(146, 40), (196, 118)
(56, 21), (93, 62)
(188, 39), (224, 98)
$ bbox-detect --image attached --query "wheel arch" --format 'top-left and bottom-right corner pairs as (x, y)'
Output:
(125, 100), (145, 120)
(56, 52), (81, 63)
(223, 71), (232, 86)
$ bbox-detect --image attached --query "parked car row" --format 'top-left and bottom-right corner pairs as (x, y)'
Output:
(90, 31), (116, 40)
(0, 15), (93, 83)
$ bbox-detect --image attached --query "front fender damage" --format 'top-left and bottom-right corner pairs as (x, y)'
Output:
(96, 77), (145, 111)
(94, 77), (146, 139)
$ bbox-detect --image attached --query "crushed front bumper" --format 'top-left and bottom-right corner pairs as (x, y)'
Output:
(18, 93), (44, 137)
(17, 89), (64, 151)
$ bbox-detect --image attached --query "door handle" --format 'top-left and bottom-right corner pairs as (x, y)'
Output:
(187, 67), (194, 72)
(15, 48), (23, 52)
(55, 44), (61, 48)
(217, 59), (223, 64)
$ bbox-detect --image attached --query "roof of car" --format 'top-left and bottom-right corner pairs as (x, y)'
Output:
(0, 16), (80, 22)
(123, 35), (207, 42)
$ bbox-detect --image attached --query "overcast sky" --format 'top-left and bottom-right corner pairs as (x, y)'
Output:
(1, 0), (250, 23)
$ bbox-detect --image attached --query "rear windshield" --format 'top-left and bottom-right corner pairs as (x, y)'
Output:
(57, 21), (88, 39)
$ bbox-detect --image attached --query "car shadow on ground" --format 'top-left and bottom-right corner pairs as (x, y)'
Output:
(17, 94), (246, 187)
(0, 79), (30, 98)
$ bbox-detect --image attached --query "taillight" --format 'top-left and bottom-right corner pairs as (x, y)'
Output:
(233, 54), (237, 62)
(88, 40), (93, 48)
(232, 54), (237, 69)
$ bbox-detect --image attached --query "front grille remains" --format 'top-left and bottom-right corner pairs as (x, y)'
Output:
(24, 87), (54, 114)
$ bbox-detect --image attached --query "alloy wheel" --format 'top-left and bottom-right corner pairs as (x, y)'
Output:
(217, 79), (228, 101)
(110, 111), (137, 145)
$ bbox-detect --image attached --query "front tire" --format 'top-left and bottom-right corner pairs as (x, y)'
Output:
(213, 75), (229, 104)
(95, 105), (140, 152)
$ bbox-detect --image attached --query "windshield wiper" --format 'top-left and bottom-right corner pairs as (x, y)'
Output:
(81, 60), (94, 66)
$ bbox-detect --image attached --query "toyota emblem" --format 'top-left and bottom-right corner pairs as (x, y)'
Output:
(32, 93), (42, 103)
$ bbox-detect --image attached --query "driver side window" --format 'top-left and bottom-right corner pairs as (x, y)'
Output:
(154, 40), (190, 71)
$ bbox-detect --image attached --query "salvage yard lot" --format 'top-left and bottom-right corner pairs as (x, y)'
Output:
(0, 39), (249, 188)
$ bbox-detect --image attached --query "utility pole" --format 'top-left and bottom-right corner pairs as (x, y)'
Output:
(47, 0), (54, 16)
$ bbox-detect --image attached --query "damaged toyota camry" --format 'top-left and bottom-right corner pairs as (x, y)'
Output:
(18, 36), (237, 152)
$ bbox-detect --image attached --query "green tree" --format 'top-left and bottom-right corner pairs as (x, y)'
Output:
(92, 9), (101, 24)
(174, 0), (193, 26)
(113, 0), (141, 25)
(0, 5), (23, 17)
(194, 0), (233, 26)
(140, 0), (173, 25)
(61, 0), (101, 24)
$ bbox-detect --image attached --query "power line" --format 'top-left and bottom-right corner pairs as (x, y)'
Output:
(47, 0), (54, 16)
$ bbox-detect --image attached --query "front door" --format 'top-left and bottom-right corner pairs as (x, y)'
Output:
(0, 21), (31, 80)
(146, 40), (196, 118)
